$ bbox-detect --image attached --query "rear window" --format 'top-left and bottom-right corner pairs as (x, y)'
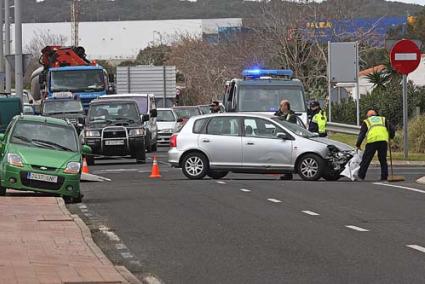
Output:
(193, 118), (208, 134)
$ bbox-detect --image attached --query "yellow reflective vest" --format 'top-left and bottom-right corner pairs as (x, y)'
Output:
(365, 116), (389, 144)
(312, 110), (327, 134)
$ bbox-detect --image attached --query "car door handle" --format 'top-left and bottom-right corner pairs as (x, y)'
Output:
(201, 139), (210, 143)
(246, 142), (255, 145)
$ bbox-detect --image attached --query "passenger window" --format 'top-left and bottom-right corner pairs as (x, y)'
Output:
(244, 118), (283, 139)
(206, 117), (240, 136)
(193, 118), (207, 134)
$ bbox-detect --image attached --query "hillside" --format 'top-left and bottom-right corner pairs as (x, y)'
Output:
(23, 0), (423, 23)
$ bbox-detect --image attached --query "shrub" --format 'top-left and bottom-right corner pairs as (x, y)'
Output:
(408, 115), (425, 153)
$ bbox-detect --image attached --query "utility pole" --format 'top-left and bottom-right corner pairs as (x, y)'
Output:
(71, 0), (80, 46)
(0, 0), (4, 92)
(4, 0), (11, 93)
(15, 0), (23, 100)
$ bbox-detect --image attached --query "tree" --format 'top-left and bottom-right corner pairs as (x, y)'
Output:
(136, 44), (171, 66)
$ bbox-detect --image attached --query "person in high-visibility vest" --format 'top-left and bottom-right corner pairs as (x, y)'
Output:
(356, 109), (395, 181)
(308, 100), (327, 137)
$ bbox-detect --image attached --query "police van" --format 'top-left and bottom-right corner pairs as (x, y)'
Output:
(223, 69), (308, 126)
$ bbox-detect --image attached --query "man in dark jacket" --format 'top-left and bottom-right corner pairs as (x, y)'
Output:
(274, 99), (297, 180)
(274, 100), (297, 123)
(356, 109), (395, 181)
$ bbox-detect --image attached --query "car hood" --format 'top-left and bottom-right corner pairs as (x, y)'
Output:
(157, 121), (177, 131)
(309, 137), (353, 151)
(8, 143), (81, 169)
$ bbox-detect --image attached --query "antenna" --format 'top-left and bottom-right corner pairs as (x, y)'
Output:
(71, 0), (80, 46)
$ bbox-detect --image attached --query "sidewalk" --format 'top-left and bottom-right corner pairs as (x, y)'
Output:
(0, 197), (140, 284)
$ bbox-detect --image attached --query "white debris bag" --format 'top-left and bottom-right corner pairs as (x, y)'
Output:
(341, 151), (363, 181)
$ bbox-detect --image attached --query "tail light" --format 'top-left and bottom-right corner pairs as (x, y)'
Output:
(170, 134), (177, 148)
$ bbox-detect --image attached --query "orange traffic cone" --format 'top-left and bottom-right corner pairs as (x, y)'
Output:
(149, 155), (161, 178)
(82, 157), (90, 174)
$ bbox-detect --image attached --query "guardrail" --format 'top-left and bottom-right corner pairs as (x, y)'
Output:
(327, 122), (360, 135)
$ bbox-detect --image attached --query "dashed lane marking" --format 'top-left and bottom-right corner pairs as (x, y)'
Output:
(115, 243), (128, 250)
(407, 245), (425, 254)
(216, 181), (226, 184)
(302, 210), (320, 216)
(345, 225), (369, 232)
(240, 189), (251, 192)
(267, 198), (282, 203)
(374, 182), (425, 194)
(120, 252), (134, 259)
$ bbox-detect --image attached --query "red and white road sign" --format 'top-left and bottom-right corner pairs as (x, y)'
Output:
(390, 39), (421, 75)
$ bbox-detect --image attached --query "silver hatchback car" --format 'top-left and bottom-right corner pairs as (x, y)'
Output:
(168, 113), (354, 181)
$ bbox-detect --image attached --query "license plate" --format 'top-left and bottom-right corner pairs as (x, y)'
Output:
(27, 173), (58, 183)
(105, 140), (125, 146)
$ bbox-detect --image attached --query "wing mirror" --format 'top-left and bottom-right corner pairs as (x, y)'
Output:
(277, 132), (290, 140)
(81, 145), (92, 155)
(142, 114), (150, 122)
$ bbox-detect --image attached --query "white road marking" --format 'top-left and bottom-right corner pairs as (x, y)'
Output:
(374, 182), (425, 194)
(120, 252), (134, 259)
(407, 245), (425, 253)
(216, 181), (226, 184)
(345, 225), (369, 232)
(302, 210), (320, 216)
(267, 198), (282, 203)
(105, 231), (120, 242)
(115, 243), (128, 250)
(78, 204), (87, 209)
(240, 189), (251, 192)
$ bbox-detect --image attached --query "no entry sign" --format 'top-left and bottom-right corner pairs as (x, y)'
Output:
(390, 39), (421, 75)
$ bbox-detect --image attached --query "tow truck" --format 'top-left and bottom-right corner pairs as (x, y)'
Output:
(30, 46), (113, 110)
(223, 69), (308, 125)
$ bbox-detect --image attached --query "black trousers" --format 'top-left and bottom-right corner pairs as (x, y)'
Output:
(358, 141), (388, 180)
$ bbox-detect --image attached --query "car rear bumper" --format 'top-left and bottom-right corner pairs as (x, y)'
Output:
(168, 148), (183, 167)
(1, 164), (80, 198)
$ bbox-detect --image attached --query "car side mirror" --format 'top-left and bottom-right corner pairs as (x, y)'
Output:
(150, 109), (157, 118)
(277, 132), (290, 140)
(142, 114), (150, 122)
(81, 145), (92, 155)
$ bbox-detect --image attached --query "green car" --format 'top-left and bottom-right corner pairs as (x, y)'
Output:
(0, 115), (91, 202)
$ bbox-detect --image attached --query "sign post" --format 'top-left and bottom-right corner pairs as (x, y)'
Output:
(390, 39), (421, 159)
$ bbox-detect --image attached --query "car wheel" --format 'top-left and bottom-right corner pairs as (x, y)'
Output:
(322, 170), (342, 181)
(297, 154), (324, 181)
(0, 186), (6, 196)
(86, 155), (95, 166)
(207, 170), (228, 179)
(182, 152), (208, 180)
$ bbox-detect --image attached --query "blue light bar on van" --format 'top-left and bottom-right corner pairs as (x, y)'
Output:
(242, 69), (294, 79)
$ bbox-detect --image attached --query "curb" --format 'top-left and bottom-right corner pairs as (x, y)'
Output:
(371, 161), (425, 167)
(417, 176), (425, 185)
(56, 198), (142, 284)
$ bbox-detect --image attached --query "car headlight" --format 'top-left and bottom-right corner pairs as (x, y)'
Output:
(64, 162), (81, 174)
(7, 153), (23, 167)
(129, 128), (145, 137)
(85, 130), (100, 137)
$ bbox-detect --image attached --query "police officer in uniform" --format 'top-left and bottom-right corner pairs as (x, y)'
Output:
(308, 101), (327, 137)
(356, 109), (395, 181)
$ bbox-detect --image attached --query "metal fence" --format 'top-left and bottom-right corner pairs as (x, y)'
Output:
(327, 122), (360, 135)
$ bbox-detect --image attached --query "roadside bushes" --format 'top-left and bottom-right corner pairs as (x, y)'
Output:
(408, 115), (425, 153)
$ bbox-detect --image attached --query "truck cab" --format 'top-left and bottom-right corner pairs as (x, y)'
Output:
(223, 69), (308, 125)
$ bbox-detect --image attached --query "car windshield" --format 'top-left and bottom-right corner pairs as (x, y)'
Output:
(103, 96), (148, 114)
(43, 100), (84, 115)
(238, 85), (306, 112)
(89, 102), (141, 126)
(157, 110), (176, 122)
(271, 117), (317, 138)
(173, 107), (201, 119)
(10, 121), (78, 152)
(50, 69), (105, 92)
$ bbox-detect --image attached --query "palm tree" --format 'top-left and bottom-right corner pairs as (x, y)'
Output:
(366, 71), (390, 91)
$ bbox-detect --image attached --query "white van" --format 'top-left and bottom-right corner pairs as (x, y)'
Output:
(99, 94), (158, 152)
